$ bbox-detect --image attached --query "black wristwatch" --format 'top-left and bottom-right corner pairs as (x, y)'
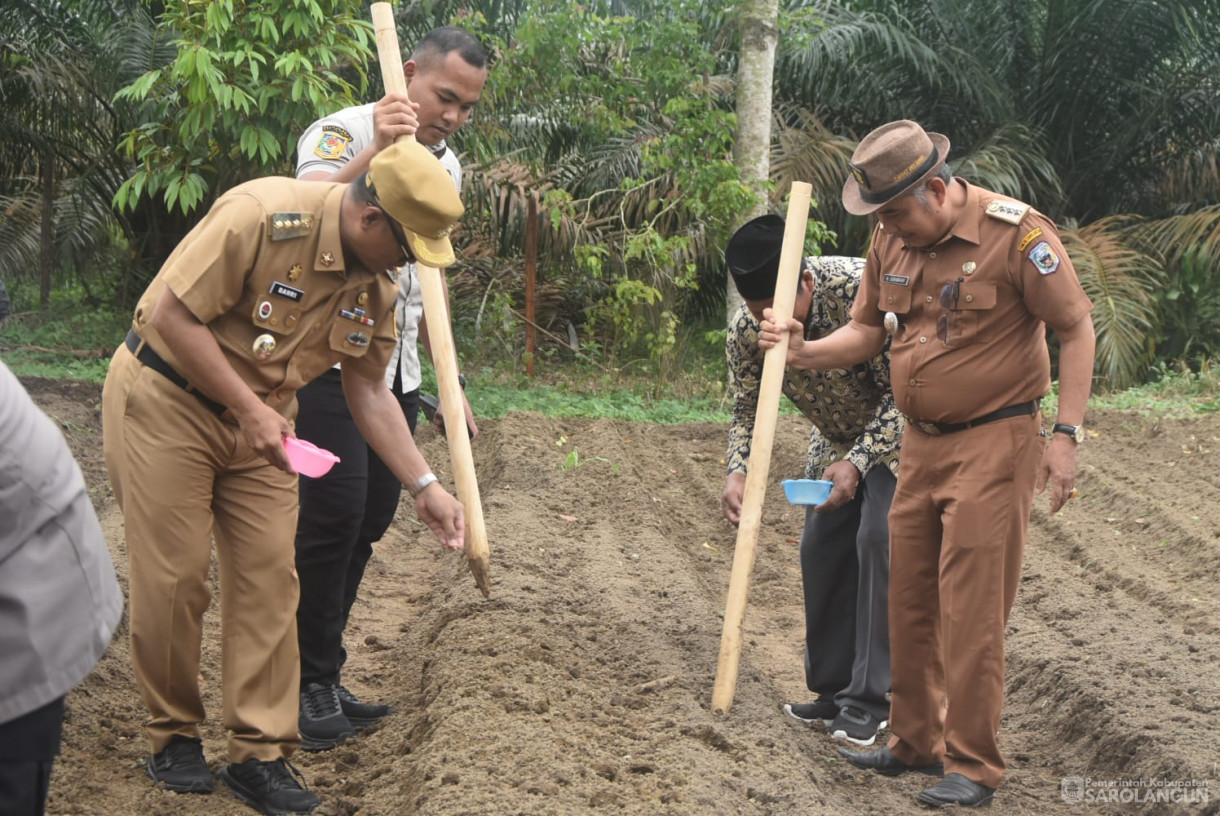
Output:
(458, 373), (467, 390)
(1052, 422), (1084, 443)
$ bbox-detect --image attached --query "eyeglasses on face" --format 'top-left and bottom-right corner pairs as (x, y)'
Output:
(936, 276), (964, 345)
(373, 204), (414, 264)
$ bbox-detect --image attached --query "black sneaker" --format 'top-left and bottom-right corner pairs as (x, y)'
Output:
(782, 696), (839, 727)
(336, 685), (390, 728)
(298, 682), (355, 751)
(146, 734), (214, 793)
(218, 757), (319, 815)
(830, 704), (888, 746)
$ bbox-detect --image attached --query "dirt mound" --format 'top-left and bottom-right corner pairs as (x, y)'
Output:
(22, 377), (1219, 815)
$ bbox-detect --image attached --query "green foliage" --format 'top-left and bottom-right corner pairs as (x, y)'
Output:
(113, 0), (373, 215)
(457, 0), (779, 371)
(555, 436), (619, 473)
(771, 0), (1220, 386)
(466, 379), (731, 424)
(0, 279), (128, 382)
(1085, 360), (1220, 418)
(1156, 247), (1220, 368)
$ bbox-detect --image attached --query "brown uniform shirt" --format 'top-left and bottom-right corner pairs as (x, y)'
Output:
(852, 180), (1093, 424)
(130, 178), (399, 419)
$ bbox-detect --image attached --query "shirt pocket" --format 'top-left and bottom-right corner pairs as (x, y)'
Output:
(328, 319), (373, 359)
(947, 280), (997, 346)
(250, 296), (303, 337)
(879, 283), (913, 315)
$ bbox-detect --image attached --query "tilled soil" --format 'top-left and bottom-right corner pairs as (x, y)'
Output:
(24, 377), (1219, 815)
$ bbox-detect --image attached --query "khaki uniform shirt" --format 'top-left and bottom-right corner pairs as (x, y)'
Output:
(130, 178), (399, 419)
(296, 102), (463, 391)
(852, 180), (1093, 424)
(727, 256), (902, 480)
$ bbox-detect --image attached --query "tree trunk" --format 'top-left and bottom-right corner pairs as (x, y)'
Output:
(40, 147), (55, 311)
(729, 0), (779, 321)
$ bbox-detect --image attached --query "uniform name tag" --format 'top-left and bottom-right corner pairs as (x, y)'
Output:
(883, 274), (910, 286)
(269, 282), (304, 302)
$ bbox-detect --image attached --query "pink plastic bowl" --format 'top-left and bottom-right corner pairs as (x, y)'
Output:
(284, 437), (341, 478)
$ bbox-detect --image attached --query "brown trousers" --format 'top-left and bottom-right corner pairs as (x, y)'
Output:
(886, 412), (1043, 788)
(102, 346), (301, 762)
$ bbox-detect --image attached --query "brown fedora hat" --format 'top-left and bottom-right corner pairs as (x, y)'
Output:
(841, 120), (950, 215)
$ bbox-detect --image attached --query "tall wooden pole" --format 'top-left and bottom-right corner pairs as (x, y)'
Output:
(711, 182), (812, 714)
(371, 2), (491, 596)
(524, 192), (538, 377)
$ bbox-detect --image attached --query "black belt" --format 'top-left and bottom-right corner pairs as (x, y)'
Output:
(125, 330), (227, 417)
(907, 399), (1039, 436)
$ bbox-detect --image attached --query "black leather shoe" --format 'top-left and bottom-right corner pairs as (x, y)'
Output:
(838, 745), (944, 777)
(298, 682), (355, 751)
(218, 757), (319, 814)
(336, 685), (390, 728)
(146, 734), (214, 792)
(917, 773), (996, 808)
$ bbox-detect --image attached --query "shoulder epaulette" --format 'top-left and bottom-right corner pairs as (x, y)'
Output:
(269, 213), (315, 241)
(984, 199), (1030, 225)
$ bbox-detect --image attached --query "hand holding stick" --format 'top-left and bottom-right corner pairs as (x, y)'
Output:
(371, 2), (491, 596)
(711, 183), (813, 714)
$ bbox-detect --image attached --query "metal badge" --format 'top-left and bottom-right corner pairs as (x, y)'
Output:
(287, 263), (303, 282)
(252, 333), (276, 360)
(270, 213), (314, 241)
(356, 292), (368, 306)
(884, 312), (899, 335)
(962, 261), (977, 276)
(257, 300), (273, 320)
(320, 250), (335, 267)
(346, 332), (370, 348)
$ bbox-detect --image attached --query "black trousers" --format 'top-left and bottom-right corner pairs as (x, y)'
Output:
(800, 466), (895, 721)
(0, 696), (65, 816)
(294, 369), (419, 686)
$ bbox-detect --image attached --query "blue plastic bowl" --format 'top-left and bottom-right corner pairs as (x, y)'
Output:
(782, 479), (834, 506)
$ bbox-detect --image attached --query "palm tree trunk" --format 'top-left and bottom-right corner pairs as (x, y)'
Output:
(40, 147), (55, 311)
(731, 0), (778, 321)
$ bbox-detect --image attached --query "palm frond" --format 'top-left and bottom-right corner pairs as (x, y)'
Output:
(1060, 217), (1165, 390)
(1132, 205), (1220, 268)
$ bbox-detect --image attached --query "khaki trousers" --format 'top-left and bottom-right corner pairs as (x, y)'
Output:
(102, 346), (301, 762)
(885, 412), (1043, 788)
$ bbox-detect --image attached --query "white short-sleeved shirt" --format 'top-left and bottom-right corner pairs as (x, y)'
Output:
(295, 102), (463, 391)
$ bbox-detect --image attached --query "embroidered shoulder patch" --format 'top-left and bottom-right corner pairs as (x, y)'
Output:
(1028, 241), (1061, 275)
(269, 213), (314, 241)
(313, 125), (352, 160)
(1017, 227), (1043, 253)
(986, 199), (1030, 225)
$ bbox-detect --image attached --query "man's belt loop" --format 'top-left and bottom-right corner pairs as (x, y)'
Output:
(125, 330), (228, 418)
(907, 398), (1040, 436)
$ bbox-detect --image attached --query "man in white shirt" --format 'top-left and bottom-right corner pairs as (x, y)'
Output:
(292, 26), (486, 750)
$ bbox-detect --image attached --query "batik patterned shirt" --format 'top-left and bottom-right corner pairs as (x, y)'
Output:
(726, 255), (903, 480)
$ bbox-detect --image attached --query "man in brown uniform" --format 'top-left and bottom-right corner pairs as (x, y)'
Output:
(102, 139), (465, 815)
(759, 120), (1095, 808)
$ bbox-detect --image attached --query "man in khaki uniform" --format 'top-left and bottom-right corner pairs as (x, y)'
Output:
(759, 120), (1095, 808)
(102, 140), (465, 816)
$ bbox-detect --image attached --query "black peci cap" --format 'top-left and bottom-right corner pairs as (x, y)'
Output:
(726, 214), (785, 302)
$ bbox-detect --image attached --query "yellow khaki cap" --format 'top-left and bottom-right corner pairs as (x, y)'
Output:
(366, 140), (465, 267)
